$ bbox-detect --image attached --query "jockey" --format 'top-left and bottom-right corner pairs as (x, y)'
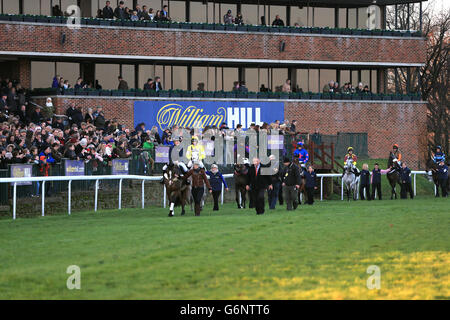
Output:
(389, 144), (402, 173)
(293, 141), (309, 171)
(186, 136), (206, 168)
(342, 147), (359, 177)
(432, 146), (446, 164)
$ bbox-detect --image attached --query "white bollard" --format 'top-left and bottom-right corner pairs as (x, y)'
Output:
(41, 181), (45, 217)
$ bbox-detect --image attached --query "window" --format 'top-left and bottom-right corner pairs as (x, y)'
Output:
(31, 61), (55, 89)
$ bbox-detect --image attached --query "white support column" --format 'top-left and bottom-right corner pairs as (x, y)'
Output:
(221, 182), (224, 205)
(68, 180), (72, 215)
(94, 179), (99, 212)
(13, 182), (17, 220)
(414, 174), (417, 196)
(341, 178), (344, 200)
(141, 180), (145, 209)
(118, 178), (123, 210)
(163, 184), (167, 208)
(41, 181), (45, 217)
(320, 177), (324, 201)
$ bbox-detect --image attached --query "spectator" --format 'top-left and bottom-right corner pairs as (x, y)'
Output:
(235, 12), (244, 25)
(272, 15), (285, 26)
(356, 82), (364, 93)
(333, 82), (340, 93)
(114, 1), (126, 20)
(95, 80), (102, 90)
(140, 5), (150, 20)
(30, 107), (44, 125)
(85, 108), (95, 124)
(148, 8), (155, 21)
(223, 10), (234, 24)
(153, 76), (163, 91)
(102, 1), (114, 19)
(197, 82), (205, 91)
(161, 5), (170, 21)
(260, 84), (269, 92)
(363, 85), (370, 93)
(323, 80), (334, 93)
(74, 77), (85, 89)
(282, 79), (291, 93)
(130, 10), (139, 21)
(232, 81), (239, 91)
(239, 81), (248, 93)
(52, 5), (63, 17)
(143, 78), (154, 90)
(118, 76), (129, 90)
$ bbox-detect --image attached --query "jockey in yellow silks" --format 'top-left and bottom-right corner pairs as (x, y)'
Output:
(186, 136), (206, 168)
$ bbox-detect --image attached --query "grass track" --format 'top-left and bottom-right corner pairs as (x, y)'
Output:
(0, 196), (448, 300)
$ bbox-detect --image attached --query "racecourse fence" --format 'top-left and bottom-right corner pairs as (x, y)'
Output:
(0, 171), (429, 220)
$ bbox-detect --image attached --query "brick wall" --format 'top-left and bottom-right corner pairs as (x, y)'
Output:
(0, 23), (426, 64)
(31, 96), (427, 167)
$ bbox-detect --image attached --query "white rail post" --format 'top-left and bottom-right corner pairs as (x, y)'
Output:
(118, 178), (123, 210)
(414, 173), (417, 196)
(163, 184), (167, 208)
(13, 182), (17, 220)
(320, 176), (324, 201)
(141, 180), (145, 209)
(68, 180), (72, 215)
(94, 179), (99, 212)
(41, 181), (45, 217)
(221, 182), (224, 205)
(434, 184), (437, 197)
(341, 177), (344, 200)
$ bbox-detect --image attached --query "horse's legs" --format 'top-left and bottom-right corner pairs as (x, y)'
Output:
(169, 202), (175, 217)
(235, 189), (241, 208)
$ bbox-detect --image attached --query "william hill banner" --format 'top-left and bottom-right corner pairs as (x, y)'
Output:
(134, 101), (284, 132)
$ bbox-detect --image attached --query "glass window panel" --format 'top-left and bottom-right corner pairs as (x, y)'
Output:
(190, 2), (206, 23)
(314, 7), (334, 28)
(338, 8), (347, 28)
(96, 64), (120, 90)
(340, 70), (350, 85)
(223, 67), (238, 91)
(371, 70), (377, 93)
(3, 0), (20, 14)
(56, 62), (79, 87)
(192, 67), (207, 91)
(258, 68), (269, 91)
(351, 70), (359, 87)
(241, 4), (258, 25)
(291, 6), (307, 26)
(139, 65), (155, 89)
(320, 69), (336, 91)
(23, 0), (41, 15)
(347, 8), (357, 29)
(31, 61), (55, 89)
(169, 1), (185, 22)
(308, 69), (319, 93)
(245, 68), (258, 92)
(272, 68), (288, 92)
(171, 66), (187, 90)
(296, 69), (308, 92)
(40, 0), (52, 16)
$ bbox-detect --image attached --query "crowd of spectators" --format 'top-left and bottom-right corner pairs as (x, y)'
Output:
(322, 80), (370, 94)
(0, 91), (299, 174)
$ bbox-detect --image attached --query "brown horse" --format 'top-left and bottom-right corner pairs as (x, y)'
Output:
(234, 163), (249, 208)
(387, 152), (402, 199)
(163, 164), (191, 217)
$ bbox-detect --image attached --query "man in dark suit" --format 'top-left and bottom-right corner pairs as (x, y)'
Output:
(103, 1), (114, 19)
(246, 156), (274, 215)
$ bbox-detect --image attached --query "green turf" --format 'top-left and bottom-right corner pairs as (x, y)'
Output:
(0, 196), (448, 300)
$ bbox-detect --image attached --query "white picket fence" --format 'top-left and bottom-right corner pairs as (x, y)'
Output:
(0, 171), (430, 220)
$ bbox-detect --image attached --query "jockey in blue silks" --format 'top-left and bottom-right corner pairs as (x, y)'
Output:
(293, 141), (309, 171)
(432, 146), (446, 164)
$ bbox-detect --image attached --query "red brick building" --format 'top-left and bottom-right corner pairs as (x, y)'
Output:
(0, 0), (428, 166)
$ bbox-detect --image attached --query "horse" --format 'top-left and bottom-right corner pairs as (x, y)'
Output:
(163, 164), (191, 217)
(292, 158), (306, 205)
(386, 152), (402, 199)
(233, 163), (249, 208)
(426, 159), (441, 196)
(342, 158), (359, 201)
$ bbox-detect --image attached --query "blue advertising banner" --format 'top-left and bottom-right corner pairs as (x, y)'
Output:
(10, 164), (33, 186)
(65, 160), (85, 176)
(112, 159), (129, 175)
(134, 101), (284, 132)
(155, 146), (170, 163)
